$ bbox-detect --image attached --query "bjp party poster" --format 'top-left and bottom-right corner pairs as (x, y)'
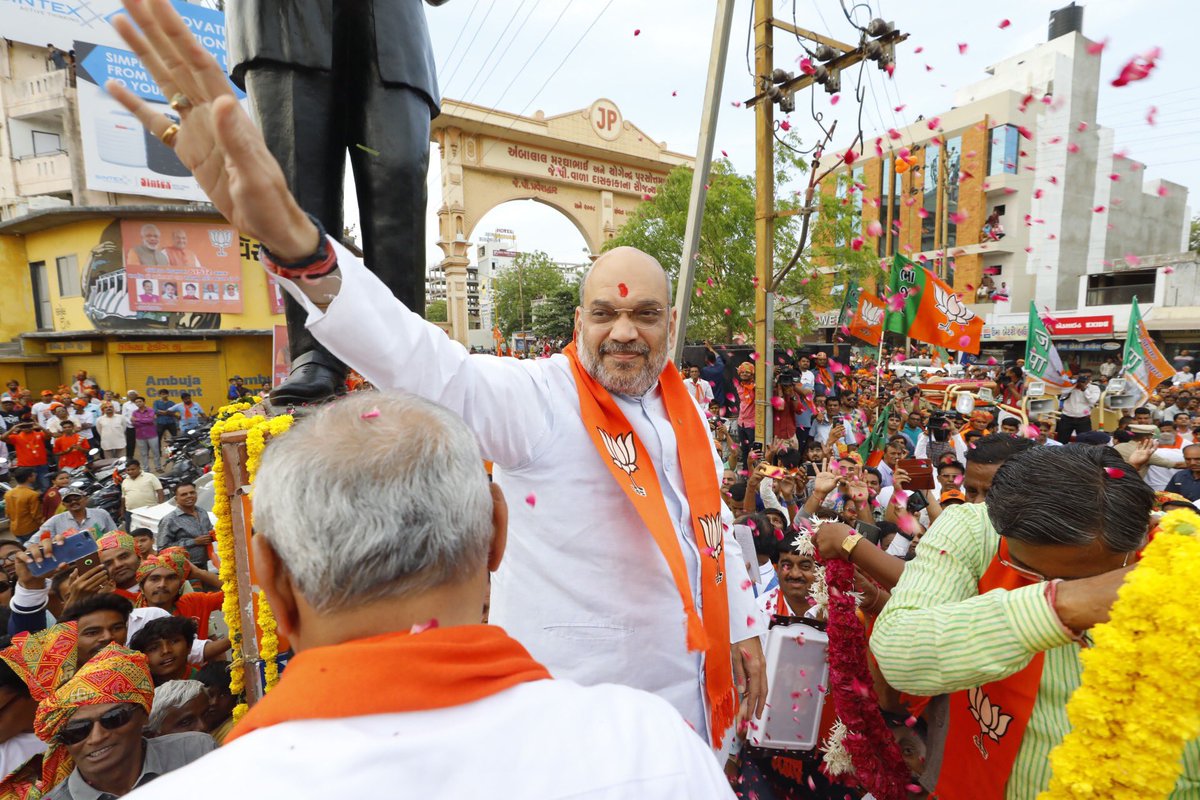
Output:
(122, 220), (244, 314)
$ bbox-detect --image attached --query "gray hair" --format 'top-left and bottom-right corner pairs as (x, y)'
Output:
(147, 680), (206, 735)
(986, 444), (1154, 552)
(253, 392), (494, 613)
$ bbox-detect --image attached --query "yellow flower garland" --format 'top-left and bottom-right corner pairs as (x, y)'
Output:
(1041, 508), (1200, 799)
(209, 398), (293, 716)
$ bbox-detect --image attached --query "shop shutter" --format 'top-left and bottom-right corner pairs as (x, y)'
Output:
(123, 353), (222, 412)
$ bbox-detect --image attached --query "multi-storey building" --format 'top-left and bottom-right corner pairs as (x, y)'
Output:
(826, 5), (1194, 365)
(0, 31), (284, 404)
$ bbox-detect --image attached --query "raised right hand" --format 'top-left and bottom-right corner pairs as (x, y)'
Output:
(812, 470), (839, 495)
(106, 0), (317, 260)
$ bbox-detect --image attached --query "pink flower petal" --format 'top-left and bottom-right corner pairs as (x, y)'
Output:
(360, 408), (381, 419)
(410, 619), (439, 634)
(998, 19), (1011, 29)
(866, 220), (884, 237)
(1104, 467), (1125, 479)
(525, 492), (537, 508)
(957, 43), (968, 55)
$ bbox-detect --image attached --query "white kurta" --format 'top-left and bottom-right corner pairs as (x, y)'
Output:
(275, 241), (764, 741)
(125, 681), (736, 799)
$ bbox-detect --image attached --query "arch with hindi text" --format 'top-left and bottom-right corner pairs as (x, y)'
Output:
(432, 98), (693, 341)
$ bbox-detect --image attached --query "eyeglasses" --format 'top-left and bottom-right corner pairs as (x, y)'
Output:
(584, 306), (666, 328)
(999, 549), (1133, 584)
(56, 704), (138, 745)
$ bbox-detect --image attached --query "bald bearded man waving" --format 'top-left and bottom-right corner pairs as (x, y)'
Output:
(104, 0), (765, 753)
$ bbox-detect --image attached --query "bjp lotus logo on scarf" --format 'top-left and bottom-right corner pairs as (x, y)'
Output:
(598, 428), (646, 497)
(967, 686), (1013, 759)
(698, 514), (724, 584)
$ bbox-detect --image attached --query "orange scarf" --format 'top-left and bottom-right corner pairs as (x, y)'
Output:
(934, 538), (1044, 798)
(227, 625), (550, 744)
(563, 343), (734, 746)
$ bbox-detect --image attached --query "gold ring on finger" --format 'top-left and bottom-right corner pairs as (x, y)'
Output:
(169, 92), (192, 111)
(159, 123), (180, 148)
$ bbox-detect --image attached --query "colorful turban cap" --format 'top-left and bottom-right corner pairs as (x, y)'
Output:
(97, 531), (135, 553)
(0, 625), (80, 798)
(34, 643), (153, 746)
(1155, 491), (1194, 512)
(136, 547), (191, 584)
(970, 410), (995, 425)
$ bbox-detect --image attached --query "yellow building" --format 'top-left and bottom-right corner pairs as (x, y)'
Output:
(0, 206), (284, 410)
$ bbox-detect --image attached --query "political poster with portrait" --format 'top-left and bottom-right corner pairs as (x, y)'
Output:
(68, 2), (242, 202)
(122, 220), (243, 314)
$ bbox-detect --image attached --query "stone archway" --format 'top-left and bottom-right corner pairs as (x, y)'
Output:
(432, 98), (693, 342)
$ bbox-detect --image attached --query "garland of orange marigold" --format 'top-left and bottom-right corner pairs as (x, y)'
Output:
(209, 398), (292, 718)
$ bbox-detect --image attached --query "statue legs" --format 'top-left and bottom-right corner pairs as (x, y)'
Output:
(243, 3), (432, 405)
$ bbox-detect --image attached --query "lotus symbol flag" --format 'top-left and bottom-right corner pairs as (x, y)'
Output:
(934, 284), (977, 334)
(597, 428), (647, 496)
(208, 228), (234, 257)
(698, 514), (724, 583)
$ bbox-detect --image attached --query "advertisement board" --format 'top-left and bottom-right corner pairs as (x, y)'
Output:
(121, 220), (243, 313)
(67, 2), (242, 202)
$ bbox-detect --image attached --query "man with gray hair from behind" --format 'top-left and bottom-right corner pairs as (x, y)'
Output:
(127, 392), (734, 799)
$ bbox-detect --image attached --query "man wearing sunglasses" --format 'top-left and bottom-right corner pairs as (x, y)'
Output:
(34, 644), (212, 799)
(870, 445), (1200, 797)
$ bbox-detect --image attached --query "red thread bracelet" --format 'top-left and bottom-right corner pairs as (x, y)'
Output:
(260, 237), (337, 280)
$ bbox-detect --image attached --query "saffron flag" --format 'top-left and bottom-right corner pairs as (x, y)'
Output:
(1024, 302), (1071, 389)
(857, 402), (893, 468)
(1121, 297), (1173, 402)
(884, 255), (983, 354)
(848, 291), (886, 346)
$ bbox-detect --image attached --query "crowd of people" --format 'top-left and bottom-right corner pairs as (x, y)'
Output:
(0, 2), (1188, 797)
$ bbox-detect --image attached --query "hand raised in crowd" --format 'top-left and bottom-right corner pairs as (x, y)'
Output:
(13, 536), (69, 591)
(826, 424), (845, 446)
(811, 467), (839, 497)
(775, 474), (798, 501)
(106, 0), (318, 261)
(1125, 438), (1158, 471)
(846, 480), (870, 505)
(891, 468), (911, 492)
(61, 565), (115, 608)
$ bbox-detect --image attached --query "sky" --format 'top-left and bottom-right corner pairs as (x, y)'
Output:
(342, 0), (1197, 268)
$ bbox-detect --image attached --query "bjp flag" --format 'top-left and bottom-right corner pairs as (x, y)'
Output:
(884, 255), (984, 354)
(848, 290), (886, 346)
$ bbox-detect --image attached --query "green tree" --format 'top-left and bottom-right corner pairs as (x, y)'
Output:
(1190, 215), (1199, 253)
(531, 285), (578, 340)
(425, 299), (447, 322)
(603, 133), (880, 347)
(491, 250), (568, 334)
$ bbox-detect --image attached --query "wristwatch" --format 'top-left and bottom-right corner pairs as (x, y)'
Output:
(842, 532), (864, 557)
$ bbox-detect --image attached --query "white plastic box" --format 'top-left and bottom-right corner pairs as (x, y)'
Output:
(747, 619), (830, 751)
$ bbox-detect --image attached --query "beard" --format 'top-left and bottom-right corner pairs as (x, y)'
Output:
(577, 333), (668, 397)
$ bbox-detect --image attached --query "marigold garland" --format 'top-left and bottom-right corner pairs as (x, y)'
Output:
(824, 558), (911, 800)
(1040, 508), (1200, 800)
(209, 398), (292, 715)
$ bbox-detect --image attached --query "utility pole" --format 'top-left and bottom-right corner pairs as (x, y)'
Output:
(671, 0), (736, 365)
(746, 10), (906, 445)
(752, 0), (775, 444)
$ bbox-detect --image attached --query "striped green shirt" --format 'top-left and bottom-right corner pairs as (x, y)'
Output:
(871, 502), (1200, 799)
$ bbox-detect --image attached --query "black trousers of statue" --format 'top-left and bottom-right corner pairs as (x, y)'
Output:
(242, 3), (431, 368)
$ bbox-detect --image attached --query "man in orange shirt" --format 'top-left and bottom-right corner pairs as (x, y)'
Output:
(136, 549), (230, 660)
(1, 421), (51, 489)
(51, 421), (89, 470)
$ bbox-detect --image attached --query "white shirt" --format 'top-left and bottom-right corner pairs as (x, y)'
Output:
(96, 414), (129, 450)
(31, 402), (54, 426)
(1173, 371), (1194, 386)
(1060, 383), (1101, 418)
(122, 399), (140, 422)
(683, 377), (714, 407)
(276, 240), (763, 743)
(1147, 448), (1185, 491)
(0, 733), (44, 782)
(797, 369), (815, 393)
(125, 680), (735, 800)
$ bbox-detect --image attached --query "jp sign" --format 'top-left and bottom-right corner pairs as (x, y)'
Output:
(589, 99), (623, 142)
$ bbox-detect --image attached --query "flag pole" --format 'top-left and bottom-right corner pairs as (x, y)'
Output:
(875, 335), (885, 400)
